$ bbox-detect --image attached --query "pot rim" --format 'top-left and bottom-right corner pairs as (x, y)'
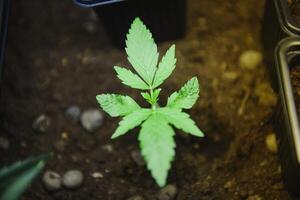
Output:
(275, 37), (300, 164)
(73, 0), (125, 8)
(275, 0), (300, 35)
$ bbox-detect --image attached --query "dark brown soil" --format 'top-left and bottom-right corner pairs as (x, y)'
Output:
(290, 0), (300, 26)
(291, 67), (300, 116)
(0, 0), (291, 199)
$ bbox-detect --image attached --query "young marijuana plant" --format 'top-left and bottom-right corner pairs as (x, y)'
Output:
(96, 17), (204, 187)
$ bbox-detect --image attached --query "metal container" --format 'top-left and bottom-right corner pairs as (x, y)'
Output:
(274, 37), (300, 195)
(262, 0), (300, 91)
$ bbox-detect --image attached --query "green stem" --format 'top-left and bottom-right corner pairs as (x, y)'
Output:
(149, 88), (156, 110)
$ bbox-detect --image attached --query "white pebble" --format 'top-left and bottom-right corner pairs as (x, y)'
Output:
(32, 114), (51, 133)
(91, 172), (104, 179)
(239, 50), (262, 70)
(62, 170), (84, 189)
(80, 109), (103, 132)
(42, 170), (62, 191)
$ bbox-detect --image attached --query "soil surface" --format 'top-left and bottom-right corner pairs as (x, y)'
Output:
(291, 67), (300, 117)
(0, 0), (292, 199)
(290, 0), (300, 25)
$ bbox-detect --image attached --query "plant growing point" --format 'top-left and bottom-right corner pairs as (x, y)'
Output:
(96, 17), (204, 187)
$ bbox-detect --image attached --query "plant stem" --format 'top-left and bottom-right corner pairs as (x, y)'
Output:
(149, 88), (156, 110)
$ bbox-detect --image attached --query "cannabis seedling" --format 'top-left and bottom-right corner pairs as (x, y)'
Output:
(96, 18), (204, 187)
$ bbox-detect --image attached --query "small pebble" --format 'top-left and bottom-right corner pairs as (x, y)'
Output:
(32, 114), (51, 133)
(80, 109), (103, 132)
(61, 132), (69, 140)
(254, 82), (277, 107)
(127, 195), (145, 200)
(71, 154), (83, 163)
(131, 150), (145, 166)
(101, 144), (114, 153)
(42, 170), (62, 191)
(157, 184), (177, 200)
(0, 137), (9, 150)
(222, 71), (238, 81)
(266, 133), (278, 154)
(224, 180), (234, 189)
(239, 50), (262, 70)
(246, 195), (262, 200)
(83, 21), (97, 34)
(20, 141), (27, 148)
(62, 170), (84, 189)
(65, 106), (81, 122)
(91, 172), (104, 179)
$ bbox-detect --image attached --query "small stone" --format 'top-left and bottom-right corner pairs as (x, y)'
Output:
(65, 106), (81, 122)
(127, 195), (145, 200)
(54, 140), (66, 152)
(157, 184), (177, 200)
(222, 71), (238, 81)
(80, 109), (103, 132)
(61, 132), (69, 140)
(62, 170), (84, 189)
(0, 137), (9, 150)
(91, 172), (104, 179)
(259, 160), (268, 167)
(131, 150), (145, 166)
(239, 50), (262, 70)
(20, 141), (27, 148)
(101, 144), (114, 153)
(246, 195), (262, 200)
(265, 133), (278, 153)
(224, 180), (234, 189)
(272, 182), (284, 190)
(83, 21), (97, 34)
(42, 170), (62, 191)
(32, 114), (51, 133)
(71, 154), (83, 163)
(254, 83), (277, 107)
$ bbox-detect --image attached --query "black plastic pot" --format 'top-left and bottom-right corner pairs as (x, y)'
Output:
(73, 0), (124, 7)
(262, 0), (300, 91)
(74, 0), (186, 48)
(274, 37), (300, 196)
(0, 0), (10, 80)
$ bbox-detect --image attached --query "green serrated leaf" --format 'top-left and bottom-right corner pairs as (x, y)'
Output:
(111, 109), (152, 139)
(114, 66), (149, 90)
(141, 92), (152, 104)
(96, 94), (141, 117)
(152, 88), (161, 102)
(0, 155), (49, 200)
(141, 88), (161, 105)
(139, 113), (175, 187)
(167, 77), (199, 109)
(152, 45), (177, 88)
(157, 107), (204, 137)
(125, 17), (159, 85)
